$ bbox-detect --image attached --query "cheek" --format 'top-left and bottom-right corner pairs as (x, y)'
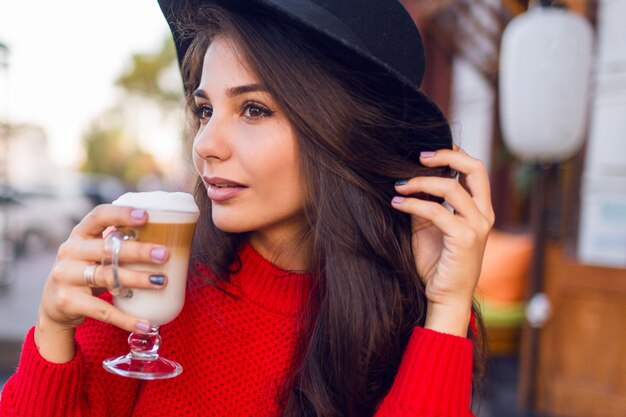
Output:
(263, 158), (305, 205)
(192, 146), (204, 177)
(251, 142), (298, 185)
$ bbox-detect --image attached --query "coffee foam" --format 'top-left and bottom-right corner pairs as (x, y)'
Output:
(112, 191), (199, 214)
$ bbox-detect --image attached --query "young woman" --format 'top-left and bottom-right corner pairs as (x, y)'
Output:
(0, 1), (494, 416)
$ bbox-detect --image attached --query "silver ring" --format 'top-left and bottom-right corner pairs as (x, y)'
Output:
(83, 264), (97, 286)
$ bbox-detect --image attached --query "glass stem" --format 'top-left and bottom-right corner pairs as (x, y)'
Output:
(127, 325), (161, 361)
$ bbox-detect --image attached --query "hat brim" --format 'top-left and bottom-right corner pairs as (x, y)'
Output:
(159, 0), (453, 160)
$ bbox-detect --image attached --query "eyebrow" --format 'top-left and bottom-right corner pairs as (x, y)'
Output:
(192, 83), (269, 99)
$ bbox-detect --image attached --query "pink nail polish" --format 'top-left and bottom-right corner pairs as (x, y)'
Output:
(420, 151), (436, 158)
(392, 196), (405, 204)
(131, 209), (146, 220)
(150, 247), (166, 261)
(135, 321), (152, 333)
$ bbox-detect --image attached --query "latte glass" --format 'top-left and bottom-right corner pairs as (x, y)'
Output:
(102, 192), (199, 380)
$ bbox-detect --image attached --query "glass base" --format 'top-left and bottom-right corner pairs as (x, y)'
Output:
(103, 354), (183, 380)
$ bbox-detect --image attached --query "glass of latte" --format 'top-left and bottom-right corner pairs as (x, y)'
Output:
(102, 191), (199, 380)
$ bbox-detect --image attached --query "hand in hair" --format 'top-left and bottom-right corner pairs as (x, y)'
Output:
(391, 146), (495, 337)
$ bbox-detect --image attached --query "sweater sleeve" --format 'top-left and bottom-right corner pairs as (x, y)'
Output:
(375, 326), (475, 417)
(0, 327), (86, 417)
(0, 295), (141, 417)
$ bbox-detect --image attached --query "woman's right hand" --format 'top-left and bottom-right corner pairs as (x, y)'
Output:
(34, 204), (169, 363)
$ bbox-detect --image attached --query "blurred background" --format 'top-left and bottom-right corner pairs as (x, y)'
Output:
(1, 0), (625, 416)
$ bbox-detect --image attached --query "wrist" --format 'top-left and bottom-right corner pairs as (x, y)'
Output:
(35, 312), (77, 363)
(424, 302), (472, 338)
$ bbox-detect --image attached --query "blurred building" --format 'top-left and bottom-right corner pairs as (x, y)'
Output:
(0, 123), (92, 194)
(2, 124), (56, 188)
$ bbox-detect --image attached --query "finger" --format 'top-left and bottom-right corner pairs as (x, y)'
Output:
(450, 148), (491, 202)
(63, 292), (152, 333)
(51, 261), (168, 290)
(391, 196), (478, 246)
(102, 226), (117, 238)
(58, 238), (169, 264)
(71, 205), (148, 239)
(418, 149), (494, 222)
(394, 176), (486, 226)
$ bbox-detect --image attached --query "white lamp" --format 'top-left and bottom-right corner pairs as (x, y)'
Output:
(499, 6), (594, 163)
(498, 5), (594, 411)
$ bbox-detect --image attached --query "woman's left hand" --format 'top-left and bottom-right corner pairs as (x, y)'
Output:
(391, 146), (495, 337)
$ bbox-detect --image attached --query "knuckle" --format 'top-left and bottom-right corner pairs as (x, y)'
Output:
(459, 228), (478, 246)
(473, 159), (487, 174)
(484, 214), (495, 230)
(98, 265), (111, 287)
(54, 288), (73, 312)
(481, 218), (493, 234)
(50, 263), (67, 284)
(96, 305), (114, 324)
(476, 220), (493, 239)
(443, 179), (460, 194)
(56, 241), (73, 259)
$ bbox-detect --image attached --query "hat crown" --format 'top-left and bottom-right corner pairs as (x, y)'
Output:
(158, 0), (425, 89)
(272, 0), (426, 87)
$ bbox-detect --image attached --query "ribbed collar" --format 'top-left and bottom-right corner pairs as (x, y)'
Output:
(230, 243), (315, 317)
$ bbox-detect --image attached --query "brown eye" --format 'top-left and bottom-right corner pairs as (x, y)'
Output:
(193, 104), (212, 123)
(242, 102), (273, 119)
(200, 106), (212, 118)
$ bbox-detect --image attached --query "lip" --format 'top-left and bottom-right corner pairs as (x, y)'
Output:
(203, 176), (246, 187)
(203, 176), (247, 202)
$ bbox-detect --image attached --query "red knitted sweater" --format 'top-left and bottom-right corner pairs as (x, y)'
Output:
(0, 243), (475, 416)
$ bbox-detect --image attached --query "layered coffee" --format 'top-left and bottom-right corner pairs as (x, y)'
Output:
(112, 191), (200, 325)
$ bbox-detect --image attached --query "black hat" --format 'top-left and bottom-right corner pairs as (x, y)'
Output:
(157, 0), (453, 156)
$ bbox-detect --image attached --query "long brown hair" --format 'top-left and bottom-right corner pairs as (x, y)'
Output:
(179, 5), (484, 416)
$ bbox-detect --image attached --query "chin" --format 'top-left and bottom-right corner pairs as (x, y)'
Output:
(211, 212), (253, 234)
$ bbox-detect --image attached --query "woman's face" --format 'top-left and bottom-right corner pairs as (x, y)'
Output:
(192, 36), (307, 251)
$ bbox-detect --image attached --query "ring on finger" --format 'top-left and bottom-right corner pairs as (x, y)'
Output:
(83, 264), (98, 287)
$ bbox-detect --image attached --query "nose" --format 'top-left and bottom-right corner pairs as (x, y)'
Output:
(192, 114), (232, 161)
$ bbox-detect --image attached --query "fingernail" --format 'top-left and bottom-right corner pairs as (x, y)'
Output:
(420, 151), (436, 158)
(395, 179), (409, 186)
(135, 321), (152, 333)
(392, 196), (405, 204)
(150, 247), (167, 261)
(131, 209), (146, 220)
(149, 274), (165, 286)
